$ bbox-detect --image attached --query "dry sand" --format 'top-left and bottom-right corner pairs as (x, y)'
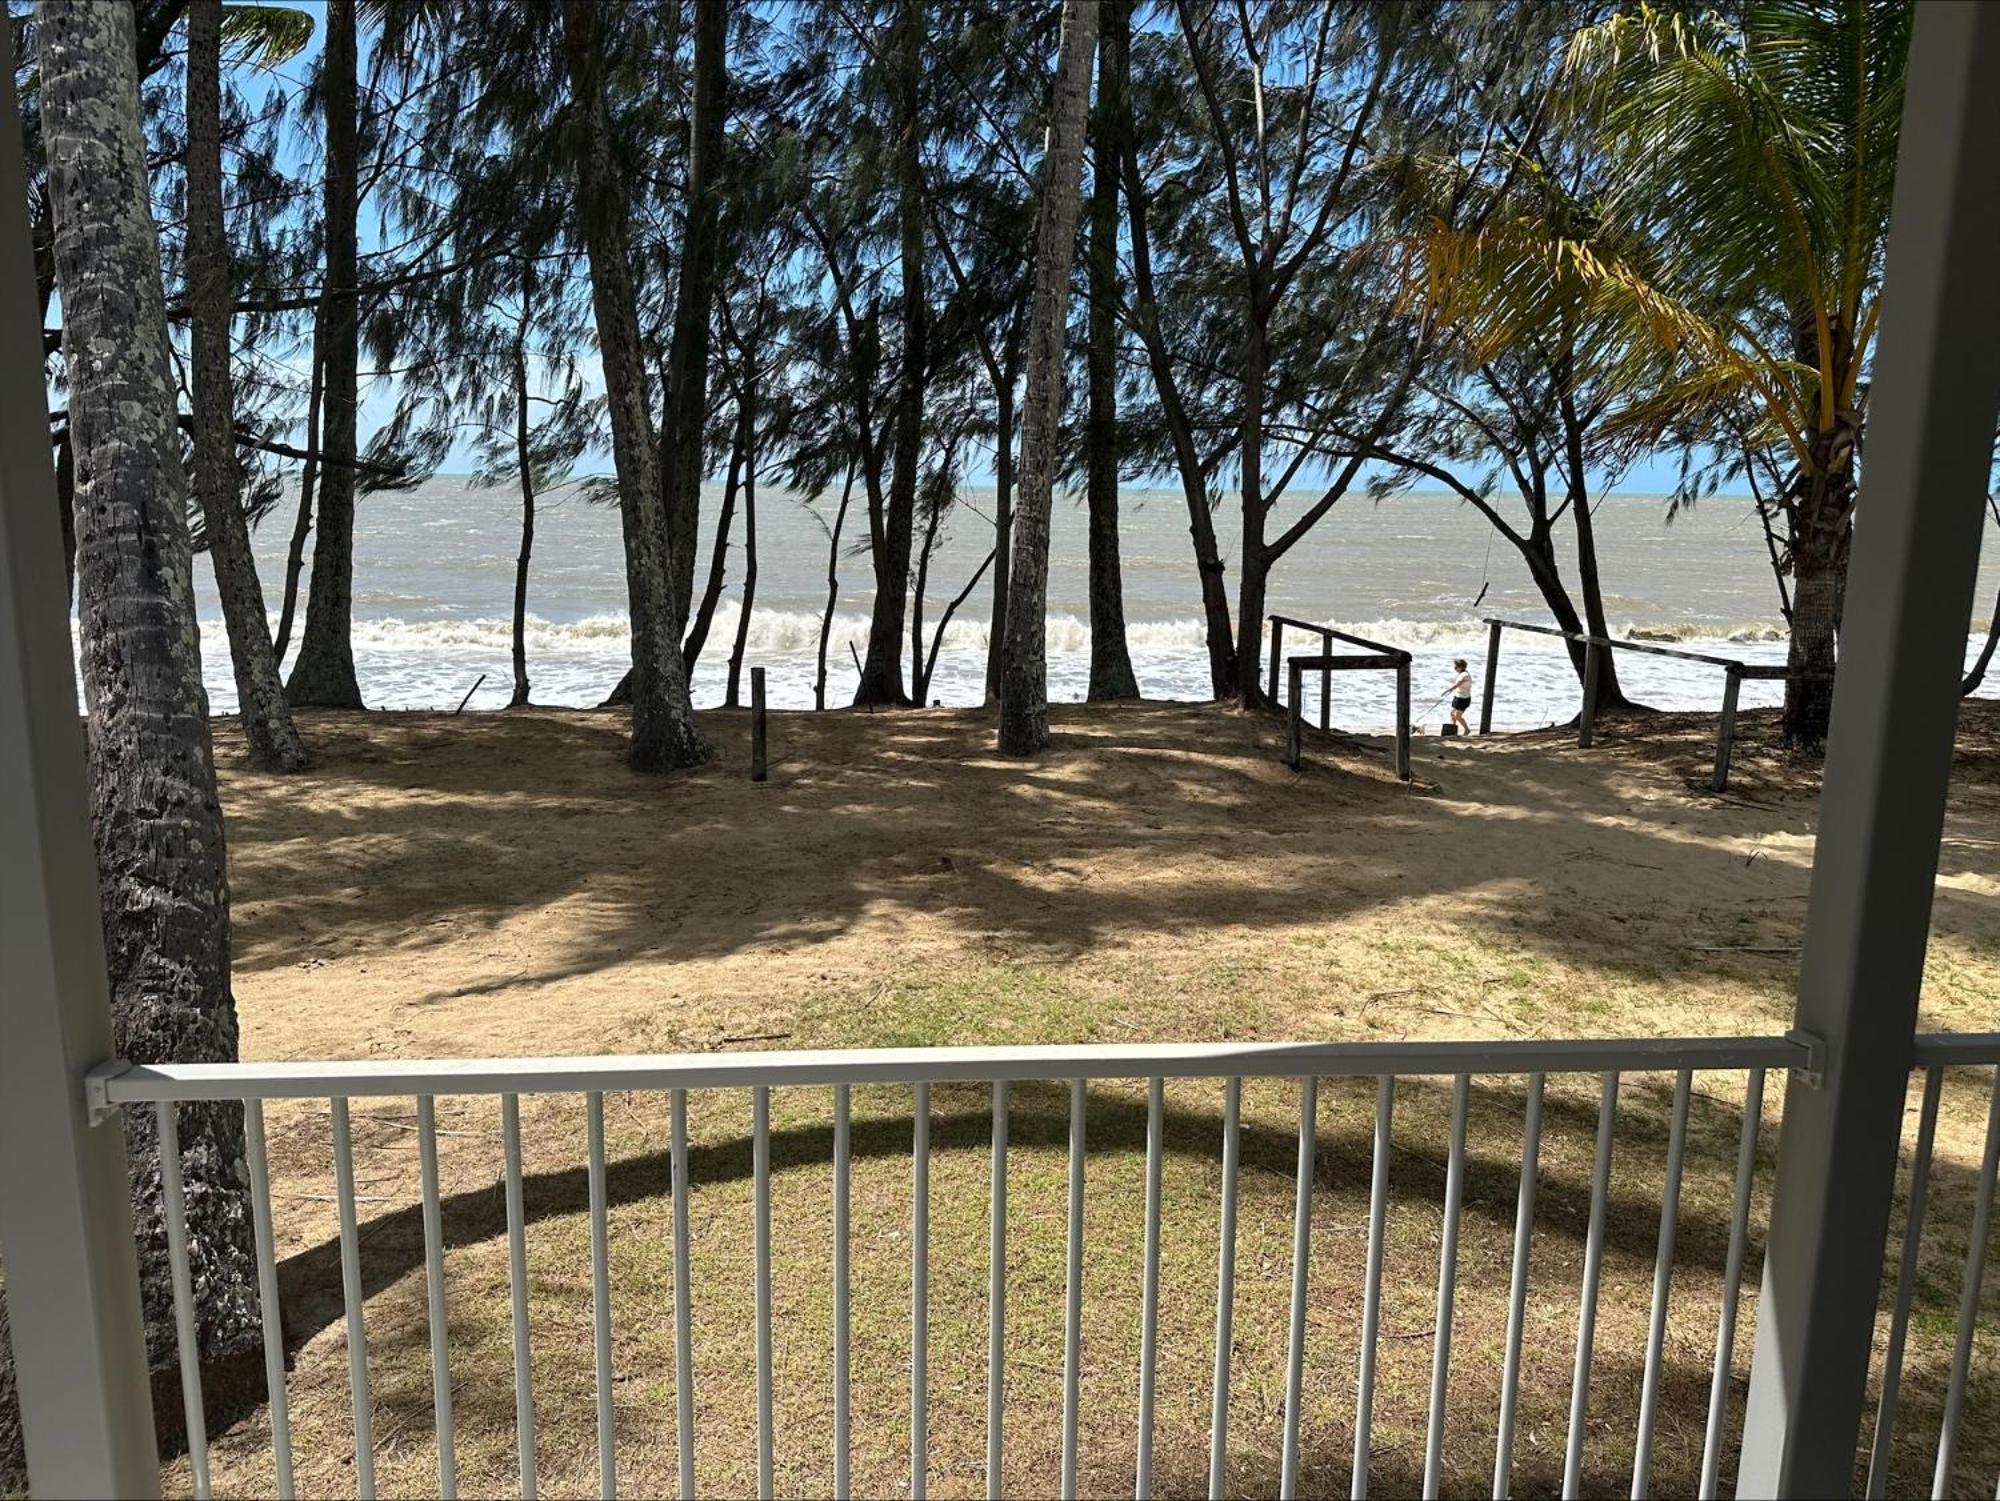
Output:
(182, 699), (2000, 1498)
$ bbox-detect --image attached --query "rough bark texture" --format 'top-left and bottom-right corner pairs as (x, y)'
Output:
(1783, 445), (1854, 750)
(854, 0), (925, 707)
(187, 0), (307, 770)
(661, 0), (726, 628)
(1084, 0), (1138, 703)
(564, 0), (707, 769)
(981, 378), (1015, 702)
(38, 0), (259, 1409)
(997, 0), (1100, 754)
(286, 0), (364, 707)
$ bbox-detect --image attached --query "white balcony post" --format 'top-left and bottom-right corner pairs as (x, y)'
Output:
(0, 34), (160, 1501)
(1737, 5), (2000, 1495)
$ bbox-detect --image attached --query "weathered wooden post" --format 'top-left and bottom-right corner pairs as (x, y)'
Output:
(1479, 620), (1502, 734)
(1395, 656), (1412, 782)
(1319, 631), (1332, 731)
(1267, 618), (1282, 703)
(1286, 658), (1303, 769)
(1578, 637), (1603, 748)
(751, 667), (768, 782)
(1712, 664), (1743, 793)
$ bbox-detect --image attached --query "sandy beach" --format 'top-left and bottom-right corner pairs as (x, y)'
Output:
(188, 701), (2000, 1498)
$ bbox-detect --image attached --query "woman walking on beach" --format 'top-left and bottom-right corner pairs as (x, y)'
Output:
(1449, 658), (1474, 734)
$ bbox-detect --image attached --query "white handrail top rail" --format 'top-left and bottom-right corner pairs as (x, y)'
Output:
(91, 1034), (1809, 1104)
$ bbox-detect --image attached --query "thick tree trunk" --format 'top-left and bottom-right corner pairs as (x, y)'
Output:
(727, 418), (758, 709)
(286, 0), (364, 707)
(271, 314), (321, 664)
(1085, 0), (1138, 703)
(39, 0), (260, 1417)
(508, 263), (537, 708)
(1233, 319), (1270, 703)
(982, 381), (1015, 703)
(818, 460), (856, 711)
(1782, 459), (1854, 750)
(855, 0), (925, 708)
(564, 0), (707, 769)
(661, 0), (726, 628)
(1560, 412), (1632, 712)
(187, 0), (307, 770)
(997, 0), (1099, 755)
(1112, 24), (1233, 696)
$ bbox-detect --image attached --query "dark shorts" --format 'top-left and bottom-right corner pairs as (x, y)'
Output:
(1452, 696), (1472, 712)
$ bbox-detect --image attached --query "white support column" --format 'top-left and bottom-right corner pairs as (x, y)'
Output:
(0, 36), (160, 1501)
(1737, 5), (2000, 1495)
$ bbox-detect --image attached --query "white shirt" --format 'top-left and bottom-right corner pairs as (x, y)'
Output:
(1451, 672), (1472, 699)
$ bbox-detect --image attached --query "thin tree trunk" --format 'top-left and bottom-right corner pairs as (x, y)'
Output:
(564, 0), (706, 769)
(818, 458), (856, 711)
(187, 0), (307, 770)
(921, 550), (996, 705)
(727, 411), (758, 709)
(660, 0), (726, 628)
(855, 0), (925, 707)
(684, 407), (747, 677)
(508, 261), (537, 708)
(911, 499), (941, 701)
(982, 379), (1015, 703)
(997, 0), (1099, 755)
(271, 313), (321, 663)
(39, 0), (260, 1416)
(1113, 27), (1233, 696)
(1233, 318), (1271, 703)
(1966, 590), (2000, 696)
(286, 0), (363, 708)
(1085, 0), (1138, 703)
(1560, 397), (1631, 712)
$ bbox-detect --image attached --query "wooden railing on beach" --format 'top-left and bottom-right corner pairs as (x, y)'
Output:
(1267, 616), (1413, 782)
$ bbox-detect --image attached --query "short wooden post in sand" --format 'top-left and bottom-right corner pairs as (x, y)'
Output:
(1578, 638), (1603, 749)
(751, 667), (768, 782)
(1480, 620), (1502, 734)
(1712, 664), (1743, 793)
(1395, 658), (1412, 782)
(1286, 659), (1303, 770)
(1267, 618), (1284, 703)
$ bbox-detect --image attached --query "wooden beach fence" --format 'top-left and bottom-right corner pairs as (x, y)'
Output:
(1269, 615), (1412, 782)
(751, 666), (768, 783)
(1479, 617), (1820, 792)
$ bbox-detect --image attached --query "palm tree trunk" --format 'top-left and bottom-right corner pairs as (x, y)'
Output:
(186, 0), (307, 770)
(564, 0), (706, 770)
(286, 0), (363, 708)
(661, 0), (726, 629)
(508, 262), (537, 708)
(1782, 461), (1852, 750)
(1085, 0), (1138, 703)
(39, 0), (260, 1415)
(855, 0), (925, 708)
(271, 315), (321, 664)
(997, 0), (1100, 754)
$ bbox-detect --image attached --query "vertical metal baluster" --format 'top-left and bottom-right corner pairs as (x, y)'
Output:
(1933, 1068), (2000, 1499)
(416, 1097), (457, 1499)
(157, 1103), (211, 1500)
(1701, 1068), (1767, 1501)
(1062, 1078), (1087, 1500)
(1137, 1077), (1165, 1500)
(501, 1095), (536, 1499)
(244, 1100), (296, 1500)
(1354, 1076), (1395, 1501)
(1562, 1072), (1619, 1501)
(1423, 1074), (1472, 1500)
(834, 1083), (851, 1501)
(1632, 1070), (1694, 1499)
(1494, 1072), (1545, 1501)
(1209, 1077), (1242, 1501)
(1867, 1067), (1939, 1500)
(754, 1087), (774, 1501)
(330, 1097), (377, 1497)
(588, 1092), (615, 1498)
(988, 1081), (1007, 1501)
(1280, 1075), (1320, 1501)
(670, 1088), (695, 1501)
(913, 1081), (931, 1501)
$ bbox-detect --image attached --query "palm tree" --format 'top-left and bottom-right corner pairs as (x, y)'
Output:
(997, 0), (1101, 755)
(186, 0), (309, 771)
(38, 0), (260, 1410)
(1426, 0), (1911, 749)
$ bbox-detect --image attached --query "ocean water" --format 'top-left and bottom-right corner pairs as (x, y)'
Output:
(176, 476), (2000, 731)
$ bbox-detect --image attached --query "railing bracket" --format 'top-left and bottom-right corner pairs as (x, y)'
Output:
(1786, 1029), (1828, 1089)
(83, 1059), (132, 1126)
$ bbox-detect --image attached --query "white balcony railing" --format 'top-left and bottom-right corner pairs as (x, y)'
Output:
(88, 1034), (1839, 1500)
